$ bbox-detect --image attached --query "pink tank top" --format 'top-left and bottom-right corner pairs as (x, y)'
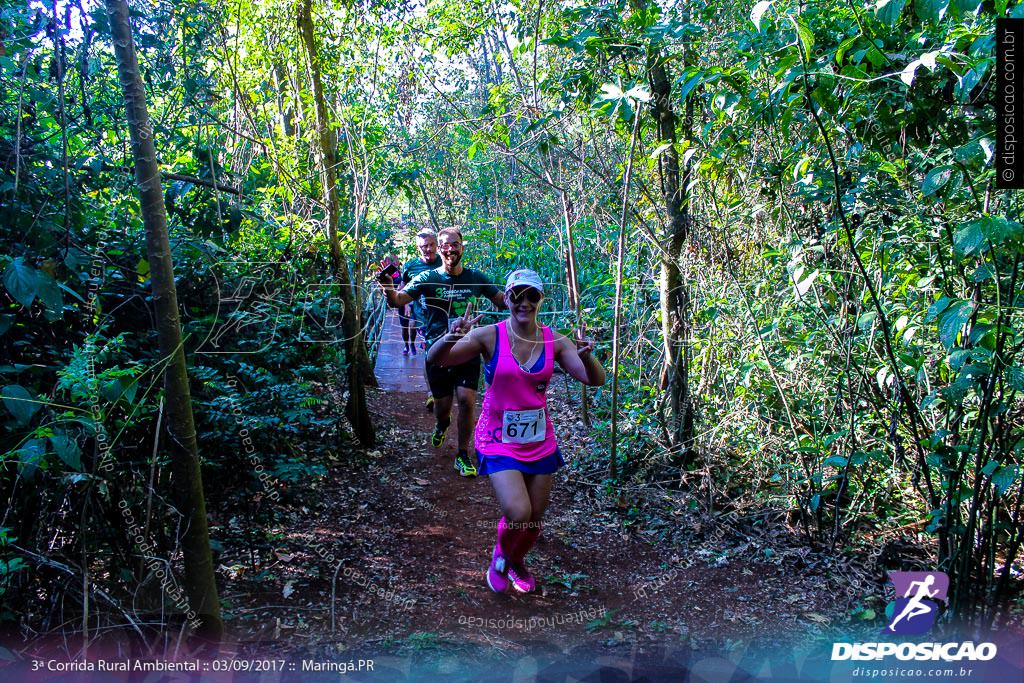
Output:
(474, 321), (557, 461)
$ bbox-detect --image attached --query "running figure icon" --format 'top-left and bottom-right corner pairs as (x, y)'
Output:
(887, 575), (938, 630)
(883, 571), (948, 635)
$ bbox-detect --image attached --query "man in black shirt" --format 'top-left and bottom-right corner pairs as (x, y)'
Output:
(380, 227), (505, 477)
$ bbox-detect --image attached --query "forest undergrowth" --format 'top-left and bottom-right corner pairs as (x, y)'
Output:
(1, 0), (1022, 656)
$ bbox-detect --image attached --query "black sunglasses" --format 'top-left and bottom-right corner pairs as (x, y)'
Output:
(508, 288), (543, 303)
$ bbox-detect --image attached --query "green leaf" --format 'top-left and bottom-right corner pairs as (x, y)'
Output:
(954, 221), (986, 256)
(939, 301), (974, 349)
(993, 465), (1020, 497)
(17, 439), (45, 479)
(954, 0), (981, 12)
(677, 70), (703, 101)
(3, 258), (38, 308)
(955, 65), (984, 102)
(649, 142), (673, 159)
(751, 0), (774, 31)
(100, 380), (123, 403)
(836, 36), (858, 65)
(51, 432), (82, 471)
(925, 295), (952, 323)
(878, 161), (902, 178)
(0, 557), (25, 576)
(794, 268), (819, 297)
(980, 216), (1024, 252)
(35, 272), (63, 313)
(793, 19), (814, 61)
(876, 0), (907, 24)
(916, 0), (950, 22)
(971, 264), (995, 282)
(597, 82), (625, 101)
(624, 85), (651, 102)
(922, 165), (956, 197)
(901, 59), (922, 86)
(1, 385), (40, 425)
(1006, 367), (1024, 392)
(955, 216), (1024, 256)
(954, 139), (992, 166)
(941, 377), (973, 402)
(57, 282), (86, 304)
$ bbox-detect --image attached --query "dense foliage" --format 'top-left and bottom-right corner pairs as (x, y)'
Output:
(0, 0), (1019, 641)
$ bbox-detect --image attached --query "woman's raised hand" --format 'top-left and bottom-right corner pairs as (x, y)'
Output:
(574, 322), (595, 356)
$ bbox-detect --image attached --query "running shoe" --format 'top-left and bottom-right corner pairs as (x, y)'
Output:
(486, 545), (510, 593)
(454, 451), (477, 478)
(430, 420), (450, 448)
(402, 348), (410, 356)
(425, 395), (434, 413)
(411, 346), (417, 355)
(507, 561), (536, 593)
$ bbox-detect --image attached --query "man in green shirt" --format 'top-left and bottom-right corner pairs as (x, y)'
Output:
(380, 227), (505, 477)
(401, 229), (442, 400)
(401, 228), (442, 336)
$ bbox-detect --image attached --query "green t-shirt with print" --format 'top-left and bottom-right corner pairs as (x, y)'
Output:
(401, 255), (442, 324)
(403, 267), (500, 348)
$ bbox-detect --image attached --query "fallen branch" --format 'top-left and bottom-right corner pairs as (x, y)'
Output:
(12, 544), (149, 643)
(108, 163), (240, 195)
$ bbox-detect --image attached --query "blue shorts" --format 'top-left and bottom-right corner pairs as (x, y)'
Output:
(476, 447), (564, 476)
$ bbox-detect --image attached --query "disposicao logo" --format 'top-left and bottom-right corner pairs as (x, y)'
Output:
(883, 571), (948, 636)
(831, 571), (998, 662)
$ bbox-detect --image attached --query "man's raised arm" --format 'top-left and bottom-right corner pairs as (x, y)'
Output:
(488, 291), (506, 310)
(377, 272), (414, 308)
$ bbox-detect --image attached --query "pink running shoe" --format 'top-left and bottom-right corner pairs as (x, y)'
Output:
(485, 545), (510, 593)
(507, 561), (536, 593)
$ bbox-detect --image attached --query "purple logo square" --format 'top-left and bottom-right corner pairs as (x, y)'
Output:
(883, 571), (948, 635)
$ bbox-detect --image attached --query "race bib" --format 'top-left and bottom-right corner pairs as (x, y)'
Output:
(502, 408), (546, 444)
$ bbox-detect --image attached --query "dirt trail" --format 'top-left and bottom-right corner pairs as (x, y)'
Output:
(219, 313), (846, 665)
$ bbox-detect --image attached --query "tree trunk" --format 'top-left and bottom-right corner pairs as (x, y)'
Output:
(272, 60), (295, 138)
(610, 113), (641, 480)
(105, 0), (223, 641)
(648, 47), (696, 464)
(416, 175), (440, 231)
(559, 195), (590, 428)
(298, 0), (375, 446)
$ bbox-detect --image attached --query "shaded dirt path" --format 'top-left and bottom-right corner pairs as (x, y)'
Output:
(217, 312), (873, 671)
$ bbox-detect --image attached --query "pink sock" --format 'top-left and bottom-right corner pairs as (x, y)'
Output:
(496, 517), (523, 559)
(512, 524), (541, 564)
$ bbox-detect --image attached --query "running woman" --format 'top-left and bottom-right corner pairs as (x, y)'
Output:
(426, 269), (605, 593)
(379, 227), (506, 477)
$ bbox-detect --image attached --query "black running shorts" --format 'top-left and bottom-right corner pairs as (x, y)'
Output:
(425, 359), (481, 398)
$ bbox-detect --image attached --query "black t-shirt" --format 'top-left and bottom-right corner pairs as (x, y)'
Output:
(401, 256), (442, 322)
(403, 267), (500, 348)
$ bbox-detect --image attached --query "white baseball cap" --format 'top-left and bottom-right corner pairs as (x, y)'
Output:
(504, 269), (544, 293)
